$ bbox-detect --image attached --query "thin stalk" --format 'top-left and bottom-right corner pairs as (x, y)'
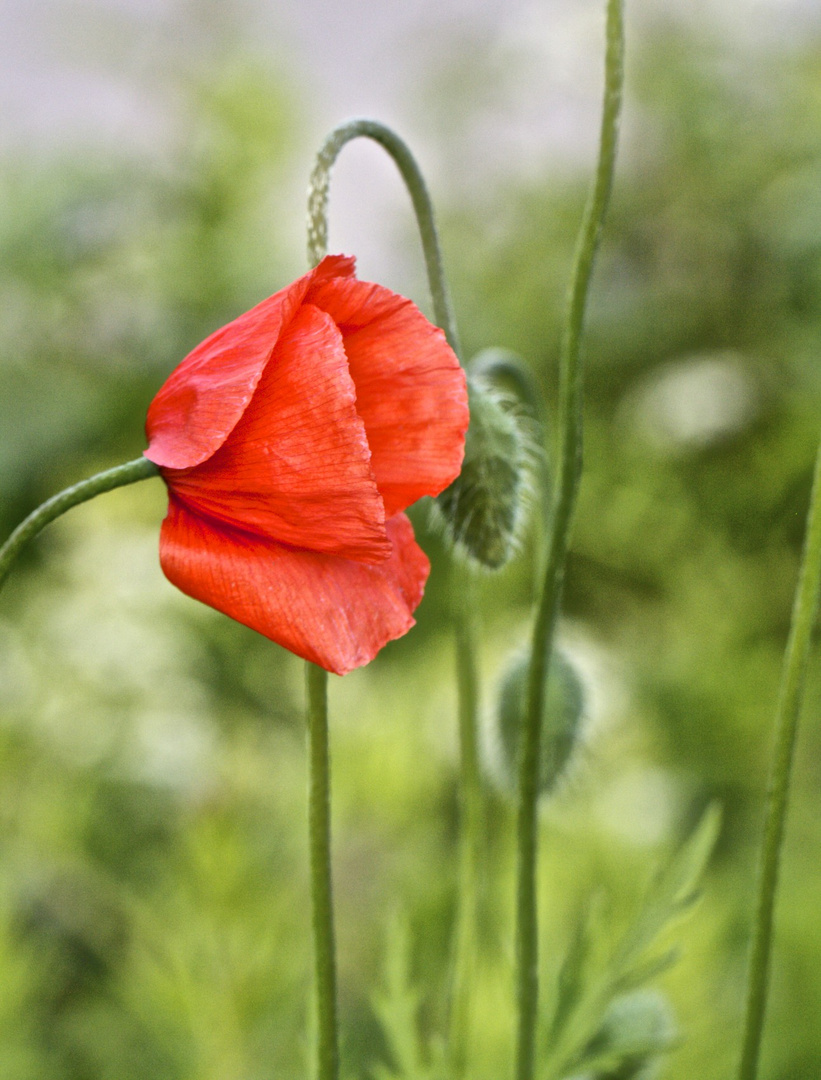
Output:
(306, 119), (465, 1080)
(0, 456), (159, 593)
(448, 568), (483, 1077)
(306, 662), (339, 1080)
(737, 439), (821, 1080)
(306, 118), (461, 355)
(307, 119), (482, 1073)
(514, 3), (624, 1079)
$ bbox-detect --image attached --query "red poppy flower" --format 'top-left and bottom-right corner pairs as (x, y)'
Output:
(144, 255), (468, 675)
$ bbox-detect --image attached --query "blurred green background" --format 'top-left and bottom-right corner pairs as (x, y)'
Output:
(2, 3), (821, 1078)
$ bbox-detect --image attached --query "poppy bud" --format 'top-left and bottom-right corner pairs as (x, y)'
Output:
(495, 647), (585, 797)
(468, 347), (545, 425)
(583, 991), (676, 1078)
(434, 375), (533, 570)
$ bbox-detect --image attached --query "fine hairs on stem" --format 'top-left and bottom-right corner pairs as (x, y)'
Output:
(448, 566), (483, 1077)
(305, 661), (339, 1080)
(514, 2), (624, 1079)
(307, 118), (461, 356)
(305, 117), (469, 1079)
(0, 456), (160, 593)
(737, 438), (821, 1080)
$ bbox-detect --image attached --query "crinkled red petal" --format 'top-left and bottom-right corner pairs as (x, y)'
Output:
(145, 255), (357, 470)
(308, 276), (469, 516)
(159, 497), (429, 675)
(162, 302), (389, 563)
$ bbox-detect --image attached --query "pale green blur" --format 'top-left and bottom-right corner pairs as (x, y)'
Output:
(1, 17), (821, 1080)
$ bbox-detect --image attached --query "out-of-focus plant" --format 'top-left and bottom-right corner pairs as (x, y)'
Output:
(3, 10), (821, 1080)
(441, 19), (821, 1077)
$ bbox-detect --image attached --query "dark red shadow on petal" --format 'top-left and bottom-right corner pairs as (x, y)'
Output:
(309, 275), (469, 516)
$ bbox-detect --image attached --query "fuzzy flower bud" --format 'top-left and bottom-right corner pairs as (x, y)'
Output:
(434, 374), (533, 570)
(496, 647), (585, 797)
(582, 991), (676, 1079)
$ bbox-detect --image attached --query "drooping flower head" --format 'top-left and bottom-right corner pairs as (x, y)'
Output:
(145, 255), (468, 675)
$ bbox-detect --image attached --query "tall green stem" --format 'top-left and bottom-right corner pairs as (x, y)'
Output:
(308, 118), (482, 1070)
(0, 456), (159, 593)
(306, 662), (339, 1080)
(307, 118), (461, 356)
(514, 3), (624, 1079)
(448, 568), (483, 1076)
(306, 118), (465, 1080)
(737, 439), (821, 1080)
(307, 119), (492, 1078)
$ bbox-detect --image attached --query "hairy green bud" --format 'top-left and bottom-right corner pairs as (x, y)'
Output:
(583, 991), (676, 1079)
(468, 347), (545, 424)
(496, 647), (585, 797)
(435, 375), (533, 570)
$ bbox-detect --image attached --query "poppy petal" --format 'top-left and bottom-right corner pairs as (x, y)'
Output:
(145, 255), (357, 471)
(308, 277), (468, 516)
(159, 498), (429, 675)
(163, 302), (390, 563)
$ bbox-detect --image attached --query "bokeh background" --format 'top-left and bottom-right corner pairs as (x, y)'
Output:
(2, 0), (821, 1077)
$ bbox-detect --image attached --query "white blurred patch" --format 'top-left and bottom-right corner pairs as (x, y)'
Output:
(131, 705), (217, 790)
(594, 764), (682, 847)
(0, 620), (37, 713)
(6, 510), (220, 790)
(630, 352), (759, 451)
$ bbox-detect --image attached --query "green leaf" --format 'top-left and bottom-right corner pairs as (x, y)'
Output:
(371, 920), (426, 1080)
(547, 897), (600, 1046)
(612, 948), (680, 997)
(620, 802), (722, 970)
(540, 806), (720, 1080)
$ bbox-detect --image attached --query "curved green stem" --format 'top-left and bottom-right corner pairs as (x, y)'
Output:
(306, 118), (465, 1080)
(737, 438), (821, 1080)
(448, 567), (483, 1077)
(514, 3), (624, 1079)
(306, 662), (339, 1080)
(306, 118), (461, 356)
(0, 456), (160, 593)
